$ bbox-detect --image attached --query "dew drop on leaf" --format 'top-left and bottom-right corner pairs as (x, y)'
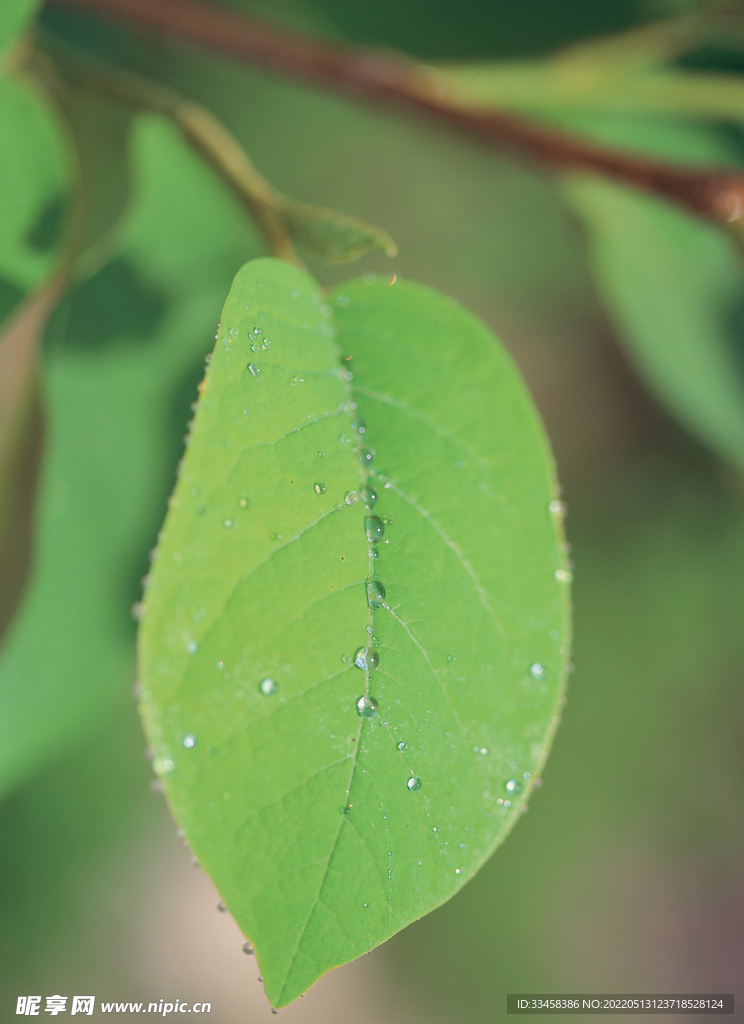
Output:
(365, 516), (385, 542)
(361, 485), (377, 507)
(407, 777), (422, 792)
(259, 678), (279, 695)
(354, 647), (379, 670)
(356, 695), (378, 718)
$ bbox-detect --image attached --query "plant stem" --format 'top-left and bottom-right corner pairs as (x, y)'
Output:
(46, 0), (744, 225)
(33, 30), (301, 262)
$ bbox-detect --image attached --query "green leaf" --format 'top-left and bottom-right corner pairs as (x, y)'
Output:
(0, 280), (58, 642)
(281, 201), (398, 264)
(0, 75), (67, 293)
(0, 0), (40, 58)
(558, 120), (744, 470)
(138, 259), (570, 1007)
(0, 114), (257, 798)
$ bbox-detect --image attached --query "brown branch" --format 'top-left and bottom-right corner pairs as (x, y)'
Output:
(46, 0), (744, 224)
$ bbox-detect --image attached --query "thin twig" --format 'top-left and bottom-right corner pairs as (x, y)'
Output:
(45, 0), (744, 225)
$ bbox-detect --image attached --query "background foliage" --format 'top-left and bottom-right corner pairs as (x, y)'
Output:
(1, 0), (743, 1020)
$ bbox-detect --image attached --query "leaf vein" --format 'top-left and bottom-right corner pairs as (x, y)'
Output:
(389, 483), (504, 637)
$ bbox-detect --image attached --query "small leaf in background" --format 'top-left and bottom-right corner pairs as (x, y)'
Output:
(282, 201), (398, 264)
(138, 258), (570, 1007)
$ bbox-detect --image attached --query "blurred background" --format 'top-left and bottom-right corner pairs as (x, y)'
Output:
(1, 0), (743, 1020)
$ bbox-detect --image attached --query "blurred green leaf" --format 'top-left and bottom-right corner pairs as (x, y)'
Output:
(0, 0), (40, 59)
(0, 56), (138, 646)
(138, 259), (569, 1007)
(0, 73), (67, 641)
(0, 281), (58, 642)
(433, 12), (744, 126)
(559, 118), (744, 470)
(0, 75), (66, 292)
(0, 114), (258, 798)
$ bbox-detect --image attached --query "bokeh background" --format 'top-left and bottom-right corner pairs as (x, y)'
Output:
(1, 0), (743, 1020)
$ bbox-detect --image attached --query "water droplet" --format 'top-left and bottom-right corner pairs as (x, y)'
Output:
(317, 450), (325, 457)
(239, 497), (249, 508)
(242, 942), (254, 955)
(530, 662), (546, 680)
(447, 654), (456, 663)
(555, 568), (572, 583)
(367, 580), (386, 607)
(186, 641), (198, 655)
(217, 900), (227, 912)
(336, 294), (350, 308)
(314, 482), (326, 494)
(356, 695), (378, 718)
(478, 747), (488, 756)
(363, 901), (370, 907)
(345, 490), (360, 505)
(224, 518), (234, 528)
(153, 756), (175, 775)
(505, 779), (523, 794)
(407, 777), (422, 792)
(365, 516), (385, 542)
(357, 446), (374, 465)
(455, 868), (461, 874)
(259, 677), (278, 695)
(247, 363), (260, 376)
(354, 647), (379, 671)
(549, 499), (567, 518)
(397, 740), (407, 751)
(228, 327), (239, 338)
(183, 734), (196, 748)
(361, 485), (377, 508)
